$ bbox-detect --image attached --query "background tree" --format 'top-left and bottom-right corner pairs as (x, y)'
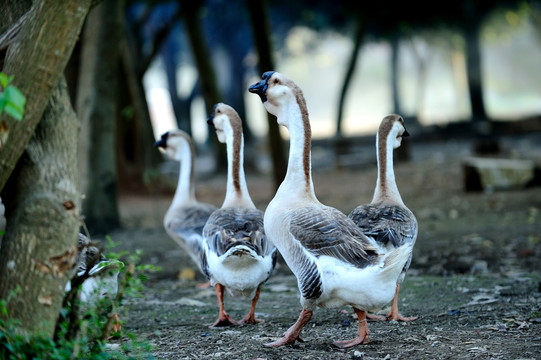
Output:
(246, 0), (287, 189)
(76, 0), (124, 235)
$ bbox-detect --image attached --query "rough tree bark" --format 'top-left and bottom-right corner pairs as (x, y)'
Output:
(0, 77), (81, 336)
(77, 0), (124, 234)
(0, 0), (92, 192)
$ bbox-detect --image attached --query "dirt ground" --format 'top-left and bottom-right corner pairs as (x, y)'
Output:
(107, 131), (541, 359)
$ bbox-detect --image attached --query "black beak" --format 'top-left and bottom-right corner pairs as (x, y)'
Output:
(207, 104), (218, 126)
(154, 131), (169, 148)
(248, 71), (275, 102)
(403, 128), (410, 137)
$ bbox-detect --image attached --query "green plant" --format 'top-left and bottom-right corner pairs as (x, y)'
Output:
(0, 73), (26, 121)
(0, 237), (160, 359)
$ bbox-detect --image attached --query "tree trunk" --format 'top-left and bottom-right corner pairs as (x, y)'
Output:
(183, 0), (226, 169)
(335, 18), (365, 136)
(246, 0), (286, 189)
(0, 77), (81, 336)
(390, 34), (410, 162)
(117, 32), (162, 195)
(77, 0), (123, 234)
(390, 33), (401, 116)
(464, 13), (488, 123)
(0, 0), (92, 192)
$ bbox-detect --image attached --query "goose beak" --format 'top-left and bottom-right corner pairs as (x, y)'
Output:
(207, 104), (217, 126)
(154, 132), (169, 148)
(248, 71), (275, 103)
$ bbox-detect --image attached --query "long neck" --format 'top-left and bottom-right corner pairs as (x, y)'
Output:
(222, 133), (255, 208)
(171, 147), (196, 207)
(277, 100), (316, 201)
(372, 131), (404, 205)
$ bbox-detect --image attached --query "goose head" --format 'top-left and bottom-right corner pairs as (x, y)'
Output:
(380, 114), (409, 149)
(207, 103), (243, 144)
(154, 129), (193, 162)
(249, 71), (303, 128)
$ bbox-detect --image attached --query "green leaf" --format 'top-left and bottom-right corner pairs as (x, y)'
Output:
(4, 86), (26, 110)
(0, 73), (11, 89)
(4, 103), (23, 121)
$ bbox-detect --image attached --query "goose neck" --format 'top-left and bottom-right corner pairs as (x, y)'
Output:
(222, 134), (255, 208)
(373, 131), (403, 205)
(276, 102), (315, 200)
(172, 148), (196, 207)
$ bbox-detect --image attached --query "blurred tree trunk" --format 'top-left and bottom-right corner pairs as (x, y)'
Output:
(0, 77), (81, 336)
(408, 37), (430, 121)
(464, 6), (488, 124)
(183, 0), (226, 169)
(77, 0), (123, 234)
(0, 0), (91, 192)
(163, 43), (196, 135)
(246, 0), (286, 189)
(335, 18), (365, 137)
(390, 33), (402, 116)
(390, 33), (410, 161)
(118, 31), (162, 194)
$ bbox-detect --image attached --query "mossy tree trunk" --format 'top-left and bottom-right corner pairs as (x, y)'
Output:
(0, 0), (92, 192)
(77, 0), (124, 234)
(0, 0), (91, 336)
(0, 77), (81, 337)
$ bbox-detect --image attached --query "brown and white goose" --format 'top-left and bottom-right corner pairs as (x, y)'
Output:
(202, 103), (277, 327)
(348, 115), (418, 322)
(249, 71), (413, 348)
(154, 130), (218, 279)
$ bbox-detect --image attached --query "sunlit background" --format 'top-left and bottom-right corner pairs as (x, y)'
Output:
(143, 6), (541, 143)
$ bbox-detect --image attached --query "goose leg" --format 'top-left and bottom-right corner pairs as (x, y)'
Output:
(333, 307), (370, 348)
(239, 287), (262, 324)
(385, 283), (418, 322)
(265, 309), (312, 347)
(210, 283), (238, 327)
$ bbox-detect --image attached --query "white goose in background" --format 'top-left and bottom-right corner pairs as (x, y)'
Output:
(202, 103), (277, 327)
(248, 71), (412, 348)
(348, 114), (418, 322)
(154, 130), (218, 280)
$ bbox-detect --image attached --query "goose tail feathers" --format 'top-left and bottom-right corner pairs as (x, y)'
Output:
(379, 244), (412, 283)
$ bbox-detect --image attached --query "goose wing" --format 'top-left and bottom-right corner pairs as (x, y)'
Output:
(167, 203), (217, 238)
(203, 207), (272, 258)
(289, 206), (379, 268)
(349, 204), (417, 248)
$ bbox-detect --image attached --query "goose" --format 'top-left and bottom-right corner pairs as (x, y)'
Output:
(348, 114), (418, 322)
(154, 130), (218, 280)
(64, 233), (124, 332)
(248, 71), (412, 348)
(202, 103), (277, 327)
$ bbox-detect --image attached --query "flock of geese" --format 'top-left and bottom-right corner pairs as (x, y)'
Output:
(155, 71), (418, 348)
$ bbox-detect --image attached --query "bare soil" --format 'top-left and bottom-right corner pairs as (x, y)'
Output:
(108, 132), (541, 359)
